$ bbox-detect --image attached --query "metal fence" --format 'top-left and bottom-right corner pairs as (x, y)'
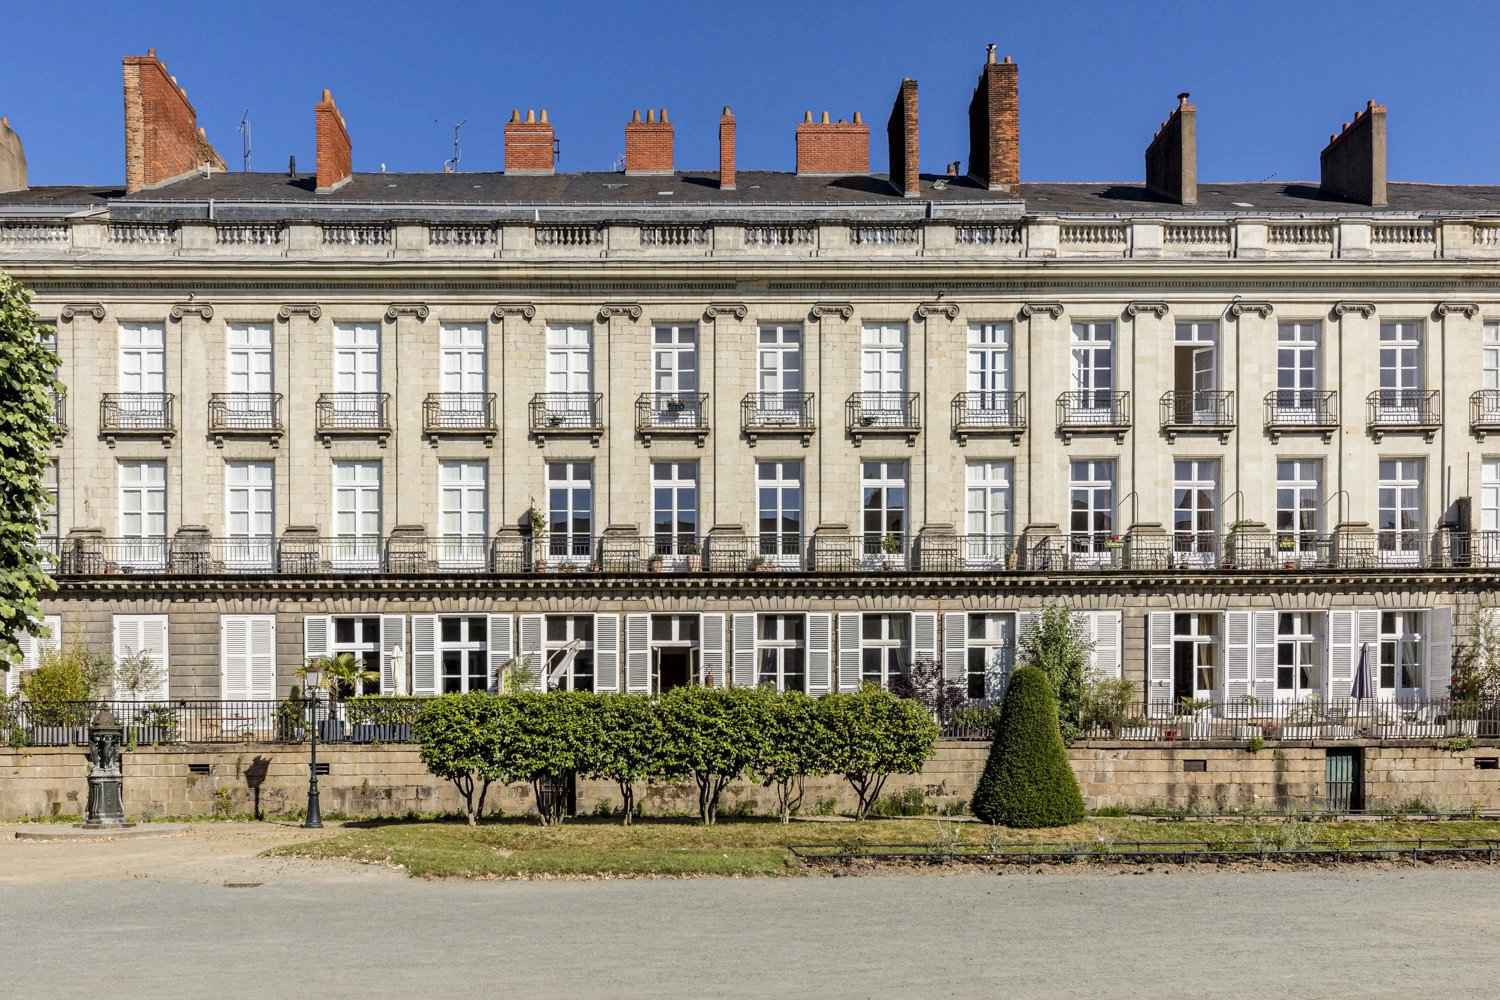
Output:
(0, 699), (430, 747)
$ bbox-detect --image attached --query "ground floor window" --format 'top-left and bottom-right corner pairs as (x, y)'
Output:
(758, 614), (806, 692)
(861, 613), (910, 689)
(966, 613), (1012, 700)
(545, 615), (594, 692)
(651, 614), (699, 693)
(1378, 611), (1424, 693)
(439, 616), (488, 694)
(1276, 612), (1318, 696)
(332, 616), (382, 696)
(1172, 612), (1218, 702)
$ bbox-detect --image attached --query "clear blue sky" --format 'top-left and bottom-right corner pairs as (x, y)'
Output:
(6, 0), (1499, 187)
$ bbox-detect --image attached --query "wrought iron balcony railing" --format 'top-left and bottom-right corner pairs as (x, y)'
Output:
(423, 393), (497, 441)
(1263, 389), (1338, 443)
(846, 392), (920, 444)
(529, 393), (604, 443)
(952, 391), (1026, 444)
(1056, 391), (1130, 442)
(315, 393), (390, 440)
(635, 392), (709, 445)
(51, 390), (66, 437)
(99, 393), (174, 443)
(741, 392), (815, 445)
(208, 393), (284, 442)
(1160, 390), (1234, 443)
(1366, 389), (1441, 441)
(705, 532), (806, 572)
(1471, 390), (1500, 440)
(58, 537), (169, 574)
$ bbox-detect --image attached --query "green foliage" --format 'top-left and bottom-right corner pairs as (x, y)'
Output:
(413, 693), (511, 825)
(587, 693), (665, 825)
(948, 703), (1001, 735)
(299, 652), (378, 700)
(971, 666), (1086, 828)
(1247, 735), (1266, 753)
(344, 696), (424, 727)
(871, 786), (929, 817)
(1451, 608), (1500, 705)
(0, 274), (62, 675)
(819, 686), (939, 820)
(749, 689), (833, 822)
(496, 656), (538, 695)
(19, 646), (111, 725)
(113, 649), (164, 700)
(658, 686), (770, 825)
(502, 691), (603, 825)
(1081, 676), (1138, 736)
(1017, 605), (1094, 743)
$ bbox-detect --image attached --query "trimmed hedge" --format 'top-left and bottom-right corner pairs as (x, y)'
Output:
(970, 666), (1085, 828)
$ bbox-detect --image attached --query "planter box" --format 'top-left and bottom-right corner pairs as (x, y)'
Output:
(128, 725), (176, 746)
(1446, 719), (1480, 737)
(317, 719), (347, 743)
(1282, 725), (1320, 740)
(1233, 724), (1263, 740)
(1119, 725), (1157, 740)
(29, 724), (88, 746)
(349, 723), (412, 744)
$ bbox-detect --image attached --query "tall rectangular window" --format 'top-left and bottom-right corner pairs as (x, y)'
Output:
(1172, 459), (1219, 564)
(332, 461), (382, 569)
(651, 461), (698, 557)
(1173, 321), (1219, 423)
(438, 461), (487, 568)
(118, 459), (166, 569)
(544, 615), (594, 692)
(224, 460), (274, 570)
(1377, 458), (1424, 563)
(333, 324), (380, 418)
(967, 323), (1012, 395)
(546, 461), (593, 564)
(1482, 324), (1500, 424)
(225, 323), (274, 423)
(756, 460), (802, 564)
(1378, 611), (1424, 694)
(757, 615), (806, 692)
(967, 613), (1013, 700)
(1276, 612), (1319, 697)
(118, 323), (166, 424)
(1070, 321), (1114, 412)
(1378, 321), (1424, 421)
(756, 325), (803, 418)
(1275, 322), (1321, 418)
(332, 617), (382, 697)
(1069, 459), (1115, 559)
(652, 325), (698, 424)
(860, 324), (908, 424)
(965, 461), (1012, 566)
(439, 616), (489, 694)
(41, 459), (59, 555)
(861, 460), (907, 560)
(861, 613), (910, 689)
(545, 326), (592, 391)
(1276, 459), (1323, 557)
(650, 614), (700, 693)
(439, 324), (485, 394)
(1172, 612), (1219, 703)
(1482, 459), (1500, 534)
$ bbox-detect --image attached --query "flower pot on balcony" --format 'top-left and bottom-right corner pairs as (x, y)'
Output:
(647, 556), (665, 574)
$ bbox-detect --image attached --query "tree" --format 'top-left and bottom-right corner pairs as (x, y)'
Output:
(1017, 605), (1094, 743)
(1452, 608), (1500, 706)
(750, 688), (833, 823)
(970, 665), (1086, 828)
(819, 686), (939, 820)
(413, 693), (510, 825)
(587, 693), (664, 825)
(658, 686), (767, 825)
(0, 274), (63, 680)
(501, 691), (601, 825)
(114, 650), (165, 700)
(889, 657), (968, 723)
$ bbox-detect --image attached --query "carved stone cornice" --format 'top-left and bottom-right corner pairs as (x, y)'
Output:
(809, 302), (854, 321)
(383, 303), (430, 322)
(704, 302), (748, 321)
(1123, 301), (1169, 319)
(490, 302), (536, 322)
(1331, 301), (1376, 318)
(58, 302), (105, 322)
(276, 303), (322, 322)
(1434, 301), (1480, 320)
(915, 301), (960, 321)
(1018, 301), (1064, 320)
(1227, 300), (1274, 319)
(597, 303), (643, 322)
(168, 303), (214, 321)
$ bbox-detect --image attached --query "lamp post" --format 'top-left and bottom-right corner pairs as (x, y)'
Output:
(303, 664), (323, 829)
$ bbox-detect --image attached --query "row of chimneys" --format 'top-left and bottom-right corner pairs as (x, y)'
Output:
(0, 47), (1389, 207)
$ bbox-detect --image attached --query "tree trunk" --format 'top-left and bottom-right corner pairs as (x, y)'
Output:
(617, 780), (635, 826)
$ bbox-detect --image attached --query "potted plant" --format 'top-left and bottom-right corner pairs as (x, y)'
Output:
(1283, 697), (1324, 740)
(298, 652), (378, 742)
(1082, 677), (1136, 739)
(527, 502), (548, 572)
(1103, 534), (1123, 551)
(1278, 535), (1297, 552)
(133, 703), (180, 745)
(1178, 696), (1213, 739)
(647, 554), (666, 573)
(347, 696), (417, 744)
(276, 684), (307, 742)
(877, 532), (904, 569)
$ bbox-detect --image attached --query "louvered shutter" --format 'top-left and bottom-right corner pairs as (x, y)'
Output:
(1327, 610), (1355, 701)
(837, 613), (862, 691)
(519, 614), (544, 689)
(249, 615), (276, 700)
(410, 615), (437, 696)
(1224, 611), (1251, 701)
(912, 612), (938, 668)
(221, 616), (251, 700)
(1016, 611), (1040, 667)
(593, 614), (620, 691)
(1147, 611), (1172, 705)
(625, 614), (650, 692)
(113, 616), (140, 698)
(732, 613), (756, 688)
(942, 613), (967, 685)
(138, 616), (169, 700)
(1088, 611), (1122, 680)
(380, 615), (406, 695)
(1356, 611), (1380, 696)
(486, 614), (514, 692)
(806, 613), (832, 694)
(303, 615), (332, 666)
(1426, 607), (1454, 700)
(700, 613), (726, 687)
(37, 616), (60, 659)
(1252, 611), (1277, 703)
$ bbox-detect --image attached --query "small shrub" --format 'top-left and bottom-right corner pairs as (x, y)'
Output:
(113, 650), (165, 701)
(1247, 735), (1266, 753)
(413, 693), (510, 825)
(658, 687), (768, 825)
(21, 647), (111, 725)
(1017, 606), (1094, 743)
(947, 703), (1001, 736)
(970, 666), (1086, 828)
(587, 693), (664, 825)
(889, 657), (967, 724)
(750, 689), (833, 823)
(819, 686), (939, 820)
(871, 787), (928, 817)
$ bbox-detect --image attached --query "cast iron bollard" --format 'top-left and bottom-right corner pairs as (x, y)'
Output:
(82, 706), (130, 829)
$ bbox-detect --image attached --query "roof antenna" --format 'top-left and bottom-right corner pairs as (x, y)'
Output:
(444, 120), (466, 173)
(238, 111), (252, 172)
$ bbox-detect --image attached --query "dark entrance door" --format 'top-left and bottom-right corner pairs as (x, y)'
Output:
(1325, 748), (1364, 813)
(658, 647), (692, 693)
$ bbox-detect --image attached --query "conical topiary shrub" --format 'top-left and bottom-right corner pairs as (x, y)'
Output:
(970, 665), (1086, 827)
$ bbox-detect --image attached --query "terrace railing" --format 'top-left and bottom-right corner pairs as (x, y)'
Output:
(952, 391), (1026, 443)
(1264, 389), (1338, 443)
(741, 392), (815, 444)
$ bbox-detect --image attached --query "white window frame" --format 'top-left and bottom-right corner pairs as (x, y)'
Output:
(118, 323), (165, 394)
(544, 326), (593, 420)
(860, 460), (908, 564)
(1070, 321), (1114, 414)
(545, 461), (593, 566)
(651, 324), (699, 417)
(225, 323), (274, 420)
(648, 613), (701, 694)
(860, 612), (910, 690)
(1378, 610), (1425, 698)
(1069, 459), (1115, 563)
(756, 325), (804, 418)
(1275, 611), (1319, 698)
(333, 323), (380, 414)
(330, 615), (383, 697)
(651, 461), (698, 560)
(544, 614), (595, 692)
(437, 461), (487, 568)
(224, 460), (275, 570)
(439, 324), (486, 395)
(1481, 459), (1500, 566)
(966, 612), (1013, 700)
(1377, 458), (1424, 565)
(1172, 611), (1219, 702)
(757, 614), (806, 693)
(1172, 459), (1219, 566)
(332, 460), (382, 570)
(965, 460), (1012, 567)
(1173, 321), (1219, 422)
(1275, 459), (1323, 562)
(966, 323), (1012, 410)
(117, 459), (167, 570)
(438, 615), (490, 695)
(756, 460), (802, 565)
(1378, 321), (1424, 421)
(860, 324), (908, 421)
(1275, 321), (1322, 420)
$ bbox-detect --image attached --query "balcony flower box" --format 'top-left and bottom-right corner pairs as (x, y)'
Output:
(1103, 535), (1123, 551)
(349, 723), (412, 744)
(1446, 718), (1480, 737)
(30, 724), (88, 746)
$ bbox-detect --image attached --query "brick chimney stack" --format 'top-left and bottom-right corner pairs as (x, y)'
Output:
(1145, 92), (1197, 205)
(1320, 100), (1387, 207)
(719, 106), (736, 191)
(314, 89), (353, 193)
(624, 108), (674, 176)
(795, 111), (869, 176)
(967, 44), (1019, 192)
(121, 49), (226, 193)
(505, 109), (556, 175)
(0, 116), (26, 193)
(887, 78), (919, 197)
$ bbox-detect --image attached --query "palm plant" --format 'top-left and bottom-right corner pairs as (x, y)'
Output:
(298, 652), (378, 702)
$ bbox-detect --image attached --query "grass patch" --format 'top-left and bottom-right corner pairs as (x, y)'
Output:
(267, 815), (1500, 879)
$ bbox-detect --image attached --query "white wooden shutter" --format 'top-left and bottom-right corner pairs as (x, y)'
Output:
(806, 613), (832, 694)
(1252, 611), (1277, 703)
(912, 612), (938, 666)
(113, 616), (141, 698)
(837, 613), (862, 691)
(486, 614), (514, 692)
(1357, 610), (1379, 695)
(1224, 611), (1251, 701)
(942, 613), (967, 685)
(142, 616), (169, 699)
(14, 616), (62, 696)
(410, 614), (437, 696)
(519, 614), (544, 689)
(625, 614), (650, 692)
(700, 613), (726, 687)
(249, 615), (276, 700)
(380, 615), (406, 695)
(1088, 611), (1122, 680)
(1147, 611), (1172, 704)
(1426, 607), (1454, 700)
(303, 614), (332, 665)
(221, 616), (251, 700)
(37, 616), (61, 659)
(1327, 610), (1355, 700)
(732, 613), (756, 688)
(1016, 610), (1040, 662)
(593, 614), (620, 692)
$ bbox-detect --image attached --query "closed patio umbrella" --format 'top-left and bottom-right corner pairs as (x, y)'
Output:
(1350, 642), (1371, 700)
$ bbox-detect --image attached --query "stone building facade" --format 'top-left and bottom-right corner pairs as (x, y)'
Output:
(2, 47), (1499, 712)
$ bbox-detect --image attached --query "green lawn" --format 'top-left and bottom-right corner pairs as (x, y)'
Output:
(267, 815), (1500, 879)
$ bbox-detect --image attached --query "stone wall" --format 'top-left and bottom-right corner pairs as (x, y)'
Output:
(6, 740), (1500, 822)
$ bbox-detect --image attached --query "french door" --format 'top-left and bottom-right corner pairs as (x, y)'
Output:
(757, 325), (804, 421)
(333, 325), (380, 420)
(438, 461), (488, 567)
(756, 461), (802, 564)
(226, 324), (274, 423)
(224, 461), (274, 570)
(967, 324), (1012, 423)
(332, 461), (382, 569)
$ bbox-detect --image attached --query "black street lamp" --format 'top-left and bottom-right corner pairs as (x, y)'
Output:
(303, 665), (323, 829)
